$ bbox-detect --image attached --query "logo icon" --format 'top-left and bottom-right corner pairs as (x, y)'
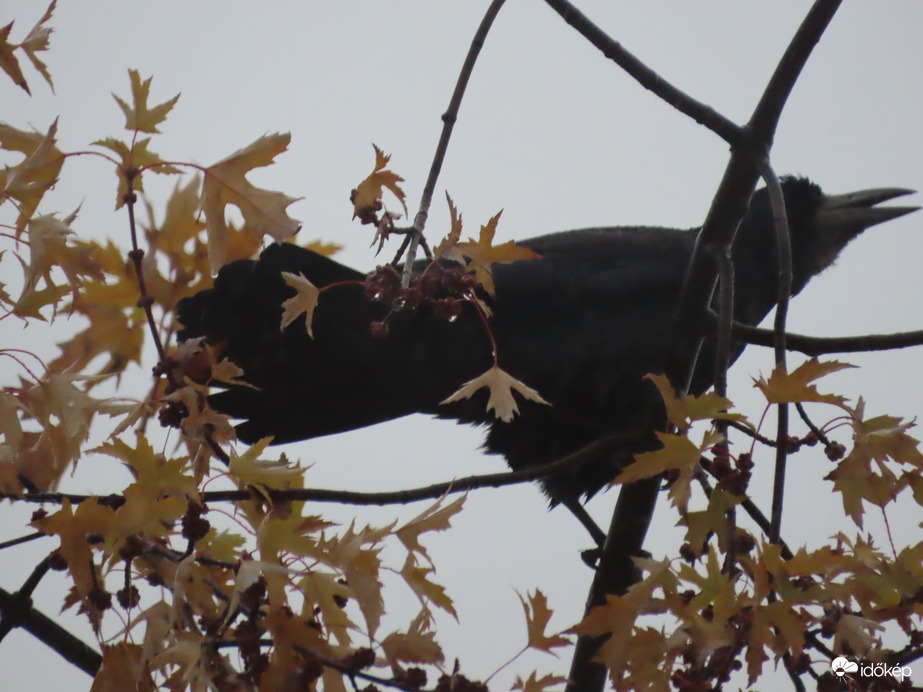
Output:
(832, 657), (859, 677)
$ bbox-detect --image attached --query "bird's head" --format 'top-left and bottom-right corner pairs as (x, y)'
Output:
(740, 177), (918, 295)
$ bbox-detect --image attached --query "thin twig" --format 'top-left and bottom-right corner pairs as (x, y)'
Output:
(2, 433), (639, 508)
(401, 0), (508, 286)
(795, 402), (830, 447)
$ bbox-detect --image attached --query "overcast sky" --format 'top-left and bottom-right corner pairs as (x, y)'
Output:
(3, 2), (922, 689)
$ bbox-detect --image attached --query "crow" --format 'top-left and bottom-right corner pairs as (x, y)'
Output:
(176, 177), (916, 536)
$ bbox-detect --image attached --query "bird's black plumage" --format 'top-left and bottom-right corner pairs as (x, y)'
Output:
(176, 178), (916, 510)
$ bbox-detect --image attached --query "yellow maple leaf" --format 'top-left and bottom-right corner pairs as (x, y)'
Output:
(401, 555), (457, 618)
(201, 133), (302, 272)
(512, 672), (569, 692)
(229, 436), (305, 494)
(451, 211), (541, 295)
(280, 271), (320, 336)
(645, 373), (748, 432)
(93, 136), (181, 209)
(299, 570), (355, 646)
(441, 364), (549, 422)
(351, 144), (407, 223)
(112, 68), (180, 134)
(0, 21), (29, 93)
(381, 610), (445, 667)
(50, 303), (144, 376)
(616, 429), (723, 511)
(91, 643), (154, 692)
(519, 589), (571, 654)
(18, 1), (56, 93)
(433, 192), (464, 259)
(0, 119), (65, 232)
(33, 498), (116, 598)
(754, 358), (853, 407)
(396, 495), (465, 563)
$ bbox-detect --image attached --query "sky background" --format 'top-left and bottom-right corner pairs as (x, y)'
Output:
(2, 1), (922, 689)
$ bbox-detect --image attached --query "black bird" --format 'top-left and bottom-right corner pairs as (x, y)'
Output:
(176, 177), (916, 532)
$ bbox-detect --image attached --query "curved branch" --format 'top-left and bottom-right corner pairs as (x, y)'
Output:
(541, 0), (744, 146)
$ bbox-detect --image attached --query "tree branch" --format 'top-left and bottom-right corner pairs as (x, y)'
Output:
(402, 0), (508, 285)
(540, 0), (744, 145)
(727, 320), (923, 356)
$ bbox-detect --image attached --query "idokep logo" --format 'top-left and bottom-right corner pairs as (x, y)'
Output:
(831, 657), (858, 677)
(831, 656), (913, 683)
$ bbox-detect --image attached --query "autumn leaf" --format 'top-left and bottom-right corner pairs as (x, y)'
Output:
(754, 358), (853, 408)
(645, 373), (748, 432)
(351, 144), (407, 224)
(519, 589), (570, 654)
(434, 192), (464, 259)
(0, 21), (29, 93)
(401, 555), (457, 618)
(113, 69), (180, 134)
(18, 1), (56, 93)
(0, 119), (65, 232)
(93, 136), (180, 209)
(299, 570), (355, 646)
(200, 133), (302, 271)
(441, 364), (549, 422)
(449, 211), (541, 295)
(381, 609), (444, 668)
(396, 495), (465, 564)
(32, 498), (115, 598)
(512, 672), (569, 692)
(91, 643), (155, 692)
(228, 436), (305, 496)
(615, 429), (723, 511)
(825, 401), (923, 526)
(280, 271), (320, 336)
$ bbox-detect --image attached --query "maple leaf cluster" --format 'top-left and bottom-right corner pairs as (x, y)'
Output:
(3, 5), (923, 691)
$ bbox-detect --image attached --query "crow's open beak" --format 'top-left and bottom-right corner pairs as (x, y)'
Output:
(812, 187), (918, 270)
(817, 187), (918, 234)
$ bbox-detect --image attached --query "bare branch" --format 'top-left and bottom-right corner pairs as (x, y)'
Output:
(761, 162), (793, 545)
(728, 320), (923, 356)
(541, 0), (744, 145)
(402, 0), (508, 285)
